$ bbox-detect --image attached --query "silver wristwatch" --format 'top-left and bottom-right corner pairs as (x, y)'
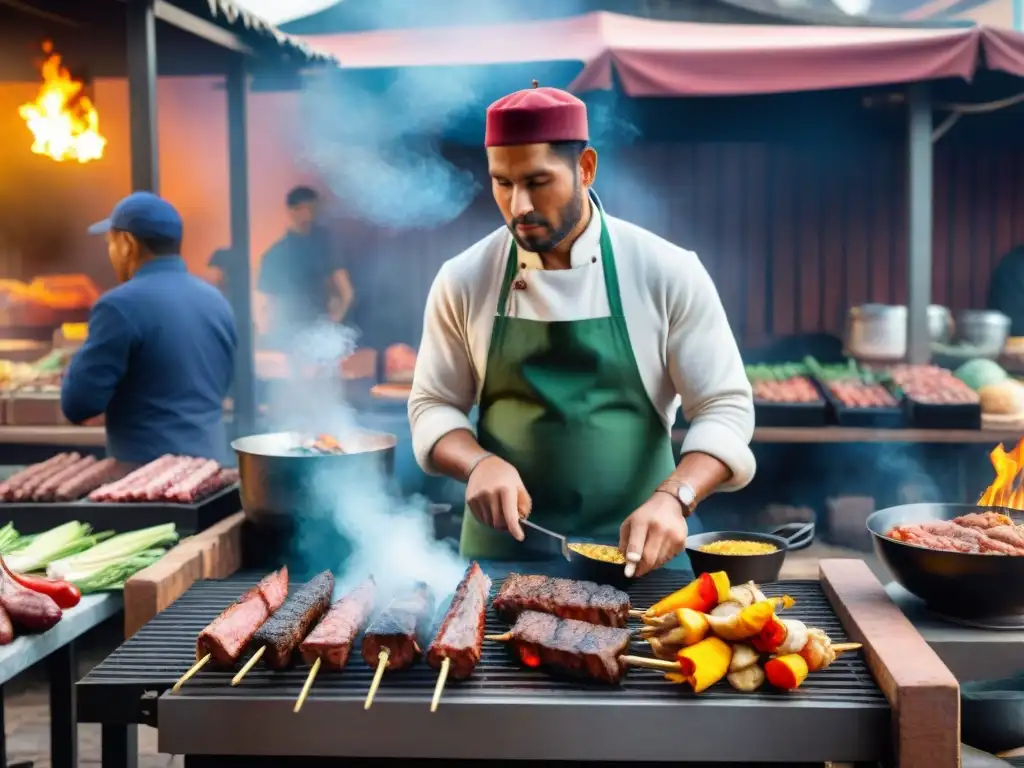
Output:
(657, 480), (697, 517)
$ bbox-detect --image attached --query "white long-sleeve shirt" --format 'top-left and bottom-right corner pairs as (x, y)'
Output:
(408, 210), (756, 491)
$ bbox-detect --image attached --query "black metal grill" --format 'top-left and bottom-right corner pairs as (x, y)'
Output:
(79, 569), (891, 763)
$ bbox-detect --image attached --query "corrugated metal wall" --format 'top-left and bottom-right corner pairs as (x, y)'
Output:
(343, 140), (1024, 351)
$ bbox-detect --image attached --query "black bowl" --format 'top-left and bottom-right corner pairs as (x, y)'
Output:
(866, 503), (1024, 618)
(961, 674), (1024, 755)
(562, 537), (633, 588)
(685, 522), (815, 584)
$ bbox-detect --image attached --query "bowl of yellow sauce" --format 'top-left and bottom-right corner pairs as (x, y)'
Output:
(685, 522), (815, 584)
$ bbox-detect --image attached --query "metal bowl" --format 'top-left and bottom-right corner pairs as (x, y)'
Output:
(957, 310), (1011, 350)
(866, 503), (1024, 618)
(685, 522), (815, 584)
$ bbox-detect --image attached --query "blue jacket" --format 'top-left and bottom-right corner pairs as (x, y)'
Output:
(61, 256), (237, 463)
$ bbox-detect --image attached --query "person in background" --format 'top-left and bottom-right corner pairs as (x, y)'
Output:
(409, 83), (755, 576)
(987, 245), (1024, 336)
(61, 192), (237, 463)
(256, 186), (354, 345)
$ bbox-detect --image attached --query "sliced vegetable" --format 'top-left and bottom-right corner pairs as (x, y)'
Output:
(647, 572), (728, 617)
(751, 616), (787, 653)
(659, 608), (709, 647)
(670, 636), (733, 693)
(706, 600), (778, 642)
(765, 653), (809, 690)
(60, 549), (165, 594)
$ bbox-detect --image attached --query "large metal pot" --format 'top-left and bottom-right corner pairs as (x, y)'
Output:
(846, 304), (907, 361)
(232, 430), (397, 574)
(956, 310), (1011, 351)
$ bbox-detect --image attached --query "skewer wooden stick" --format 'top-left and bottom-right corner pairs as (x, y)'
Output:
(172, 653), (211, 694)
(293, 657), (321, 714)
(628, 609), (647, 618)
(618, 654), (682, 673)
(231, 646), (265, 686)
(831, 642), (862, 654)
(483, 632), (512, 643)
(364, 649), (389, 710)
(430, 657), (451, 713)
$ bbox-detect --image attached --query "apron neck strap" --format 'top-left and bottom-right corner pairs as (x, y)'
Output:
(496, 207), (624, 318)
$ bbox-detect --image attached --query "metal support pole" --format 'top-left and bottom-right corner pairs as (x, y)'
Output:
(48, 643), (76, 768)
(226, 55), (257, 439)
(100, 724), (137, 768)
(126, 0), (159, 192)
(906, 83), (933, 365)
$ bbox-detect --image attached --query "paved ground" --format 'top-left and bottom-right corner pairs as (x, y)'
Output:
(2, 543), (884, 766)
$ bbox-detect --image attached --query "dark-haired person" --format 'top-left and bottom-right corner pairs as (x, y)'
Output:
(256, 186), (354, 345)
(409, 83), (755, 574)
(61, 192), (237, 463)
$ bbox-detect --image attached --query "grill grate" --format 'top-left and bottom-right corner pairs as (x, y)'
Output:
(81, 569), (884, 704)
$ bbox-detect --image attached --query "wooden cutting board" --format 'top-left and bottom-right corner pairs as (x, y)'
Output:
(123, 512), (244, 639)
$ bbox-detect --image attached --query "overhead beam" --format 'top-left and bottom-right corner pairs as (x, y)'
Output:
(126, 0), (159, 192)
(153, 0), (254, 57)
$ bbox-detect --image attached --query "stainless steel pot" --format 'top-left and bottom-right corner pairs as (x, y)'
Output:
(927, 305), (953, 344)
(232, 431), (398, 574)
(957, 310), (1010, 351)
(232, 431), (397, 524)
(846, 304), (907, 360)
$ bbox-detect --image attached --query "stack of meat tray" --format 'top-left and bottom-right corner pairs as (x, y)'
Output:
(77, 568), (912, 766)
(0, 453), (240, 535)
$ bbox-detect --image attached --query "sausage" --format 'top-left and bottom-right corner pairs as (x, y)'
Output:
(165, 460), (220, 503)
(54, 458), (123, 502)
(32, 456), (97, 502)
(10, 453), (81, 501)
(0, 453), (72, 500)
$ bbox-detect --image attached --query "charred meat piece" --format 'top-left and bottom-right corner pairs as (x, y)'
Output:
(361, 583), (435, 671)
(427, 562), (492, 680)
(196, 567), (289, 666)
(492, 574), (631, 627)
(889, 520), (1024, 555)
(300, 577), (377, 670)
(499, 610), (632, 684)
(252, 570), (334, 669)
(0, 453), (72, 500)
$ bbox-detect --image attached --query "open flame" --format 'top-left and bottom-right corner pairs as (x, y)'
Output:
(18, 42), (106, 163)
(978, 439), (1024, 510)
(518, 644), (541, 668)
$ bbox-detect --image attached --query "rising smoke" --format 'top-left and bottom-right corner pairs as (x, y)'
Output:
(294, 0), (592, 229)
(266, 321), (466, 601)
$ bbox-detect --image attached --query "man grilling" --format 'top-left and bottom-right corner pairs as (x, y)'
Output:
(408, 84), (755, 576)
(61, 192), (237, 463)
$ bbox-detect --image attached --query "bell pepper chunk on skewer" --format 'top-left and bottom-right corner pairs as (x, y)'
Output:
(765, 653), (809, 690)
(663, 636), (732, 693)
(706, 599), (785, 642)
(645, 572), (730, 618)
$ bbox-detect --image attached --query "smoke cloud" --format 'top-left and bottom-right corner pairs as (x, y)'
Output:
(265, 321), (466, 601)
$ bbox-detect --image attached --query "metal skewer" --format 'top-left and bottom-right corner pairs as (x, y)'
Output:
(364, 649), (389, 710)
(232, 646), (265, 686)
(172, 653), (211, 694)
(294, 657), (321, 714)
(430, 657), (451, 713)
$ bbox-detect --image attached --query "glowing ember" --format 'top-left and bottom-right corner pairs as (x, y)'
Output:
(978, 439), (1024, 510)
(18, 42), (106, 163)
(518, 645), (541, 668)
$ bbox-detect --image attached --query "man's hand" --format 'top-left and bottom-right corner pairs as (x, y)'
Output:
(465, 455), (532, 542)
(619, 493), (688, 578)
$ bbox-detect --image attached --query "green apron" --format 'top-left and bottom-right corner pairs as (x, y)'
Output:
(460, 209), (697, 560)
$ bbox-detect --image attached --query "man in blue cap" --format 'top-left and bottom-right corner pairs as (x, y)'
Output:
(61, 192), (237, 463)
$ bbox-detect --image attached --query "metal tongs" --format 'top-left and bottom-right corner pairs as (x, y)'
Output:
(520, 518), (571, 561)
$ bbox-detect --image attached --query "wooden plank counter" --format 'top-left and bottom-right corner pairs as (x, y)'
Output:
(123, 512), (244, 638)
(675, 426), (1023, 443)
(0, 425), (106, 446)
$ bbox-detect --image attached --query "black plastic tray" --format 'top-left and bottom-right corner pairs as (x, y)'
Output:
(754, 399), (830, 427)
(816, 380), (906, 429)
(0, 483), (239, 535)
(904, 398), (982, 430)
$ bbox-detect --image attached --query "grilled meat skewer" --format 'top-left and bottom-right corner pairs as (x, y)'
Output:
(300, 577), (377, 670)
(492, 573), (631, 627)
(426, 562), (491, 712)
(196, 567), (289, 666)
(362, 582), (435, 709)
(361, 582), (435, 672)
(486, 610), (634, 684)
(248, 570), (334, 670)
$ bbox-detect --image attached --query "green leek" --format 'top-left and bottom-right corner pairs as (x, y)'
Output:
(47, 524), (177, 581)
(58, 549), (167, 593)
(0, 523), (20, 554)
(5, 521), (100, 573)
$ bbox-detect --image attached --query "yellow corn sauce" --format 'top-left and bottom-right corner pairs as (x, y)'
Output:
(698, 540), (778, 556)
(567, 542), (626, 564)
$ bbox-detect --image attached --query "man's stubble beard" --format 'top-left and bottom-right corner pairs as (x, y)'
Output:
(509, 180), (584, 253)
